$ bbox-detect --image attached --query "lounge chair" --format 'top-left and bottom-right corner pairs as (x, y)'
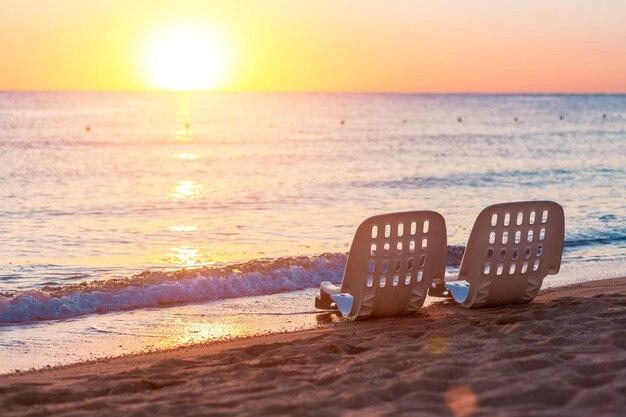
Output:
(315, 211), (447, 320)
(433, 201), (564, 307)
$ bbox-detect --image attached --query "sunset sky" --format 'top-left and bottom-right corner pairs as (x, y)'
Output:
(1, 0), (625, 92)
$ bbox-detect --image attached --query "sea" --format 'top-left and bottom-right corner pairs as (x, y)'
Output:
(1, 92), (625, 373)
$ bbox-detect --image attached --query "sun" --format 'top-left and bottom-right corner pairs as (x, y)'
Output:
(143, 24), (229, 91)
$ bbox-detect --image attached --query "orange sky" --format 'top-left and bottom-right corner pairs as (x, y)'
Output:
(0, 0), (625, 92)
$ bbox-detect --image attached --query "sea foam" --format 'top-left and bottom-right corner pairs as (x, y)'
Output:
(0, 255), (345, 324)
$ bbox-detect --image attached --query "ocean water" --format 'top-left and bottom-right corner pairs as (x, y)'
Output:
(1, 92), (625, 372)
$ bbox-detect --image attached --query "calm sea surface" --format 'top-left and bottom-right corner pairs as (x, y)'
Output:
(0, 92), (625, 372)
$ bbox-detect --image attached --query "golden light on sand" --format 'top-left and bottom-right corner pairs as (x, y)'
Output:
(152, 319), (243, 349)
(177, 321), (238, 344)
(143, 24), (229, 91)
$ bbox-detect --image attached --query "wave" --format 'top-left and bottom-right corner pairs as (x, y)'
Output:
(0, 247), (466, 325)
(0, 254), (344, 324)
(563, 234), (626, 249)
(357, 166), (625, 190)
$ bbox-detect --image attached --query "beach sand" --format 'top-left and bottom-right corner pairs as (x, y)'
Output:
(1, 277), (625, 417)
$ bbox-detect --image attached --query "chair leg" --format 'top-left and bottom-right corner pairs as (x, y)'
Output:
(315, 289), (336, 310)
(428, 280), (451, 298)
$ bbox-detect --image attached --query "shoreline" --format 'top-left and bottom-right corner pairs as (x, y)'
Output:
(2, 277), (625, 416)
(0, 265), (620, 376)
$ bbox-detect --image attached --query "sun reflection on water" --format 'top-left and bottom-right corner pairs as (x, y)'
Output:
(172, 180), (203, 200)
(174, 128), (194, 142)
(169, 225), (198, 232)
(173, 153), (199, 160)
(167, 245), (211, 267)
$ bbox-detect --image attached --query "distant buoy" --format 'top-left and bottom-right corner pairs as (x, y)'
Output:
(602, 114), (607, 119)
(85, 126), (91, 132)
(559, 115), (564, 120)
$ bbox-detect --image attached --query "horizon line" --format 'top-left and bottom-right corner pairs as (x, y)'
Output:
(1, 88), (625, 95)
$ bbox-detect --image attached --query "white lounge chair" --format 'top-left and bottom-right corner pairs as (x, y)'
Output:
(436, 201), (565, 308)
(315, 211), (447, 320)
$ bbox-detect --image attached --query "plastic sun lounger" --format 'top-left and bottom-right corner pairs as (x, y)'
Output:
(435, 201), (564, 308)
(315, 211), (447, 320)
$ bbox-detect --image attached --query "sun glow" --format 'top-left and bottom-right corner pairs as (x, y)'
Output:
(143, 24), (230, 91)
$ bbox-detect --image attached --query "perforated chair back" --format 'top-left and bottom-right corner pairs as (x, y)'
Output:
(338, 211), (447, 320)
(456, 201), (564, 308)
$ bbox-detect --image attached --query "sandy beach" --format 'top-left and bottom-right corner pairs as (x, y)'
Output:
(1, 277), (624, 416)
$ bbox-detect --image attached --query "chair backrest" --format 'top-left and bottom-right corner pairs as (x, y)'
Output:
(341, 211), (447, 320)
(459, 201), (565, 307)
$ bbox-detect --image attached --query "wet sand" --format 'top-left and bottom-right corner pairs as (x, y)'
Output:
(1, 277), (625, 417)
